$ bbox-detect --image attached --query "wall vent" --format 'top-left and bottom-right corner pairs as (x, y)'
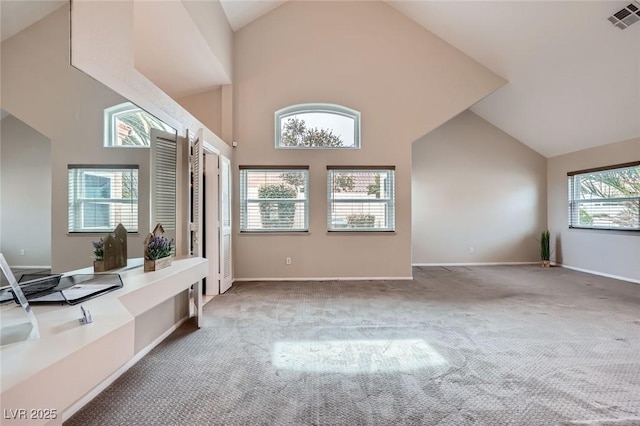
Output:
(608, 1), (640, 29)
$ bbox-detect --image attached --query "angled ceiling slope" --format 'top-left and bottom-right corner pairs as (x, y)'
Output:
(223, 0), (639, 158)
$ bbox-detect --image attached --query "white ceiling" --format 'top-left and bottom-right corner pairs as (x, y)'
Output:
(0, 0), (66, 42)
(3, 1), (638, 157)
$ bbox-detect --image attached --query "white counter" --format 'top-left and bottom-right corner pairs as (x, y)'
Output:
(0, 256), (207, 425)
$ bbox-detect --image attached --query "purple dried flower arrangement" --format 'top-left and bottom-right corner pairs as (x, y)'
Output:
(92, 238), (104, 261)
(145, 235), (174, 260)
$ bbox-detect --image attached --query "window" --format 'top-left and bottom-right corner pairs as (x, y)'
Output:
(275, 104), (360, 149)
(327, 167), (395, 231)
(104, 102), (175, 147)
(568, 162), (640, 231)
(240, 167), (309, 232)
(68, 165), (139, 232)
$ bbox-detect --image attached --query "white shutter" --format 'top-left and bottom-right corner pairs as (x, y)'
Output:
(150, 129), (177, 251)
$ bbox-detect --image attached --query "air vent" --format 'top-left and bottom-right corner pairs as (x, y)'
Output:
(608, 1), (640, 29)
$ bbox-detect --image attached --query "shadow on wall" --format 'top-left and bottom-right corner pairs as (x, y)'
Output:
(0, 114), (52, 267)
(555, 234), (563, 265)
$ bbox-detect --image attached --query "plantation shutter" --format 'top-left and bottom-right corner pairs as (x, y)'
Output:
(150, 129), (177, 253)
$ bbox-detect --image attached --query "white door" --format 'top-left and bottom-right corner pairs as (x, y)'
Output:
(204, 151), (220, 296)
(219, 155), (232, 293)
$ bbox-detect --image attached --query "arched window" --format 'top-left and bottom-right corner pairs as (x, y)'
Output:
(275, 103), (361, 149)
(104, 102), (174, 147)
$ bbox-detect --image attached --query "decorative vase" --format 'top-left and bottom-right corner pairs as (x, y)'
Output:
(541, 260), (551, 268)
(94, 260), (105, 272)
(144, 256), (172, 272)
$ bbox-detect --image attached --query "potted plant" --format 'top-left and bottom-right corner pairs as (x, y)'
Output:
(144, 224), (174, 272)
(539, 230), (551, 267)
(92, 238), (105, 272)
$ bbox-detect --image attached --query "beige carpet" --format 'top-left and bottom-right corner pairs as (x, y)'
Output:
(66, 266), (640, 425)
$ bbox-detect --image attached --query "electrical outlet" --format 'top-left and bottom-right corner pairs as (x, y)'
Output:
(286, 257), (292, 265)
(20, 249), (26, 256)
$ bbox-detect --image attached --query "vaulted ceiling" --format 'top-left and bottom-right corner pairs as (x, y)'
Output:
(220, 0), (640, 158)
(3, 1), (638, 157)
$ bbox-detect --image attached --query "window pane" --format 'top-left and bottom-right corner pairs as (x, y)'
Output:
(83, 203), (110, 228)
(240, 169), (309, 232)
(328, 169), (395, 231)
(276, 104), (360, 149)
(104, 102), (175, 147)
(69, 166), (139, 232)
(568, 164), (640, 230)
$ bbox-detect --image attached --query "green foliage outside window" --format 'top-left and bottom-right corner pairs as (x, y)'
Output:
(258, 183), (297, 228)
(347, 214), (376, 228)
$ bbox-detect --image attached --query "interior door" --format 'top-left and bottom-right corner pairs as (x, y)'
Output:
(204, 151), (220, 296)
(219, 155), (232, 293)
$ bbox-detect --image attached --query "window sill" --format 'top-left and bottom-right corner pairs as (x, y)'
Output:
(327, 230), (396, 234)
(239, 231), (310, 236)
(68, 232), (140, 236)
(568, 227), (639, 233)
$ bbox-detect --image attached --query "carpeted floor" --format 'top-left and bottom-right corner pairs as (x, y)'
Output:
(65, 266), (640, 425)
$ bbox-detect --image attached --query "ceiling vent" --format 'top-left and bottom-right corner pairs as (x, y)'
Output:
(608, 1), (640, 29)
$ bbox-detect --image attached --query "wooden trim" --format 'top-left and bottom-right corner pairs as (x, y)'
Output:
(567, 161), (639, 176)
(68, 164), (139, 170)
(326, 165), (396, 170)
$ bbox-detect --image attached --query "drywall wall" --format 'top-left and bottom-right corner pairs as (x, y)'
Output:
(0, 115), (52, 267)
(181, 0), (233, 82)
(176, 88), (223, 138)
(412, 110), (547, 264)
(547, 137), (640, 282)
(0, 5), (149, 272)
(233, 1), (505, 280)
(71, 0), (232, 158)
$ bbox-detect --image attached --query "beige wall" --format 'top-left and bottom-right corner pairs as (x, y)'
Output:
(182, 0), (233, 82)
(71, 0), (233, 159)
(412, 111), (547, 264)
(0, 6), (153, 273)
(547, 137), (640, 282)
(176, 88), (223, 138)
(0, 115), (52, 267)
(233, 1), (505, 279)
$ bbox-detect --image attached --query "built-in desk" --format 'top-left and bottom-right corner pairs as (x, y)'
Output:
(0, 256), (207, 425)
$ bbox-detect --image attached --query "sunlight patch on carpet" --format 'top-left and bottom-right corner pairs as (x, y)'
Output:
(272, 339), (446, 373)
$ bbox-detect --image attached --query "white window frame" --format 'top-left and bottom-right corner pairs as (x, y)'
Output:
(568, 161), (640, 231)
(327, 166), (395, 232)
(104, 102), (175, 148)
(68, 165), (139, 233)
(275, 103), (361, 149)
(240, 167), (310, 232)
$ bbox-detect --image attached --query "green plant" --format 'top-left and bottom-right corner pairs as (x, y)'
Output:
(146, 235), (173, 260)
(579, 209), (593, 225)
(258, 183), (297, 228)
(367, 174), (380, 198)
(347, 214), (376, 228)
(539, 230), (551, 261)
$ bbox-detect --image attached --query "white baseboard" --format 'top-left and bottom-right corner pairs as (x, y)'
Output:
(233, 276), (414, 282)
(557, 264), (640, 285)
(63, 315), (190, 421)
(412, 262), (539, 267)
